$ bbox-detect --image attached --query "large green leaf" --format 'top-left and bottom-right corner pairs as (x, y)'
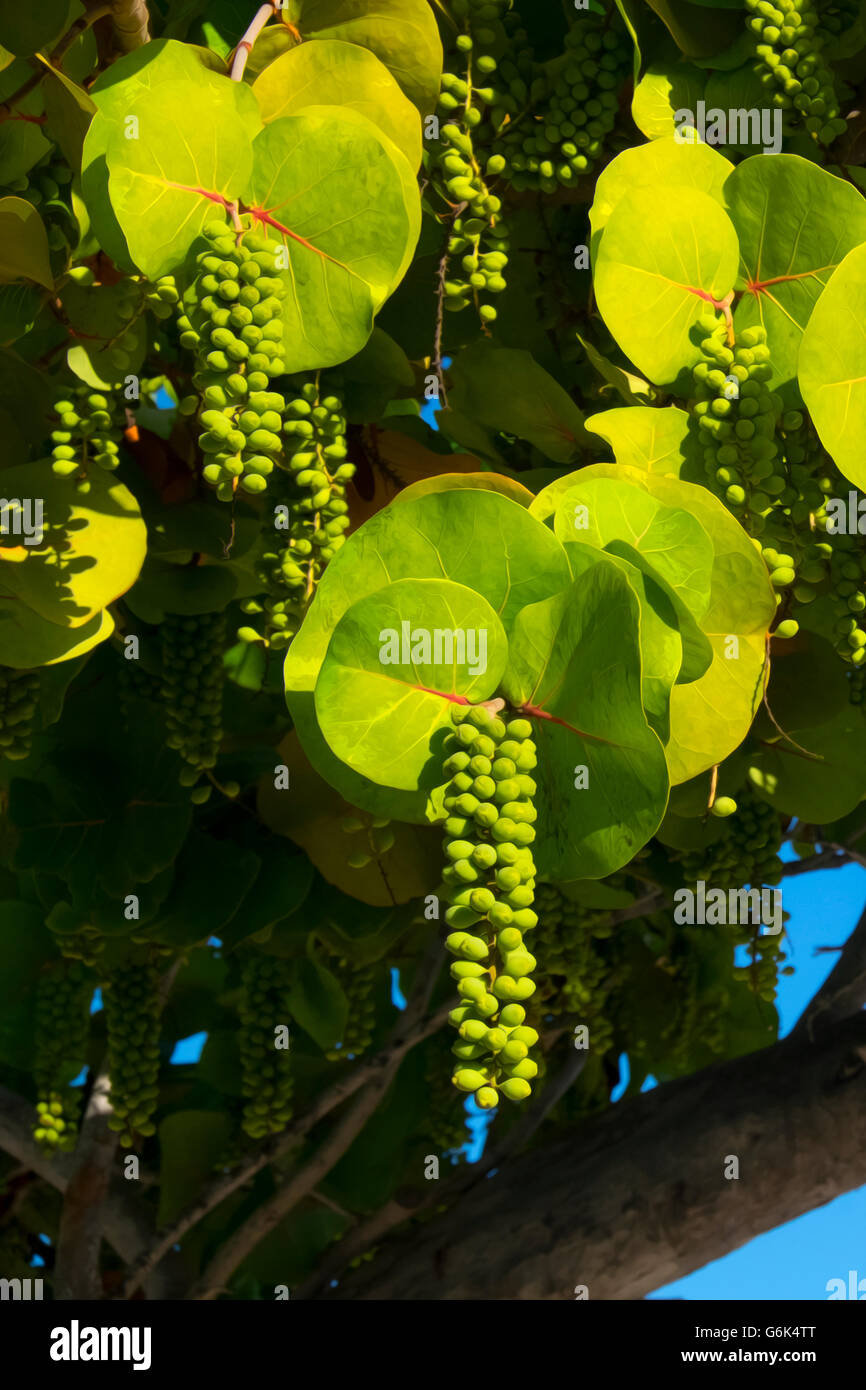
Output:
(538, 463), (776, 783)
(642, 0), (743, 58)
(242, 107), (421, 370)
(104, 77), (261, 279)
(0, 602), (113, 669)
(727, 155), (866, 396)
(62, 280), (147, 389)
(594, 186), (739, 385)
(584, 405), (699, 479)
(551, 472), (714, 623)
(589, 136), (733, 256)
(565, 540), (684, 744)
(440, 341), (590, 463)
(0, 901), (55, 1068)
(500, 563), (669, 879)
(285, 485), (572, 818)
(288, 956), (348, 1051)
(0, 463), (147, 628)
(0, 0), (72, 56)
(0, 198), (53, 290)
(553, 482), (714, 702)
(82, 39), (239, 270)
(157, 1111), (235, 1227)
(253, 38), (422, 170)
(257, 731), (439, 907)
(315, 578), (508, 791)
(10, 732), (193, 897)
(0, 121), (51, 188)
(748, 707), (866, 823)
(798, 242), (866, 491)
(143, 832), (261, 949)
(290, 0), (443, 114)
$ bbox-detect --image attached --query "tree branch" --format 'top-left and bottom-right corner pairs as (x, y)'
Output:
(106, 0), (150, 52)
(295, 1032), (589, 1299)
(230, 3), (278, 81)
(793, 898), (866, 1041)
(53, 1067), (118, 1299)
(187, 943), (449, 1299)
(121, 976), (451, 1298)
(0, 1085), (177, 1298)
(327, 1011), (866, 1299)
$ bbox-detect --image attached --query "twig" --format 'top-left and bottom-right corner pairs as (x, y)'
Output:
(120, 987), (451, 1298)
(793, 896), (866, 1041)
(433, 240), (453, 409)
(779, 849), (851, 878)
(230, 3), (278, 81)
(187, 944), (448, 1299)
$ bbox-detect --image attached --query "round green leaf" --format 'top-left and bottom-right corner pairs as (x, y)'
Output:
(287, 488), (569, 816)
(253, 39), (422, 170)
(0, 462), (147, 628)
(315, 578), (508, 791)
(297, 0), (443, 114)
(500, 562), (669, 880)
(0, 120), (51, 187)
(728, 155), (866, 395)
(584, 405), (698, 478)
(105, 77), (260, 279)
(552, 472), (714, 622)
(242, 107), (420, 370)
(565, 539), (685, 745)
(798, 242), (866, 490)
(0, 601), (113, 668)
(540, 463), (775, 782)
(594, 186), (739, 385)
(0, 197), (53, 290)
(590, 136), (733, 254)
(442, 341), (590, 463)
(82, 40), (255, 274)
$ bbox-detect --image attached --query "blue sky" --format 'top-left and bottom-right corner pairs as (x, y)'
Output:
(649, 850), (866, 1300)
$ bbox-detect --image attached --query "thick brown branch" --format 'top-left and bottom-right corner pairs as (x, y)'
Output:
(53, 1068), (118, 1299)
(0, 1085), (176, 1297)
(107, 0), (150, 51)
(326, 1011), (866, 1300)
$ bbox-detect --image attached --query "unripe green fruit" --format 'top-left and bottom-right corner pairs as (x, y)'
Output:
(458, 977), (488, 1002)
(492, 975), (535, 1001)
(469, 887), (496, 914)
(499, 1004), (526, 1027)
(499, 1077), (532, 1102)
(488, 902), (513, 929)
(711, 796), (738, 818)
(497, 927), (523, 952)
(507, 1058), (539, 1081)
(453, 1068), (488, 1093)
(450, 960), (488, 988)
